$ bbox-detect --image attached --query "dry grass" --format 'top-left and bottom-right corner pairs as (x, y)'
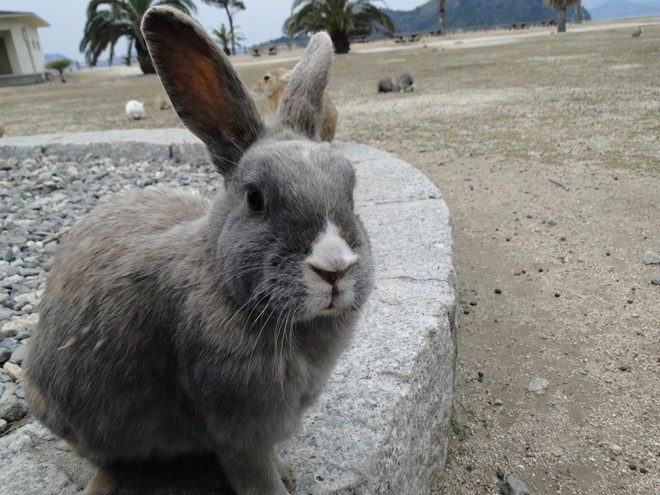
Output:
(1, 21), (658, 176)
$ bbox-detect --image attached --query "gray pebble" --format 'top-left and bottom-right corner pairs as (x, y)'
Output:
(18, 268), (40, 277)
(651, 274), (660, 286)
(10, 284), (31, 296)
(642, 250), (660, 265)
(9, 345), (26, 365)
(0, 308), (15, 321)
(7, 234), (27, 247)
(2, 381), (16, 397)
(0, 418), (7, 433)
(501, 475), (532, 495)
(527, 377), (549, 394)
(1, 275), (23, 288)
(2, 247), (15, 262)
(15, 331), (31, 341)
(0, 370), (13, 382)
(0, 338), (19, 352)
(14, 384), (25, 399)
(0, 347), (11, 365)
(4, 266), (19, 277)
(0, 397), (28, 422)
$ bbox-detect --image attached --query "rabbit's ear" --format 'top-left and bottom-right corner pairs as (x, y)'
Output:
(277, 32), (333, 140)
(142, 6), (263, 175)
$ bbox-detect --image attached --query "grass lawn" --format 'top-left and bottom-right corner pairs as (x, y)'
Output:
(1, 20), (658, 175)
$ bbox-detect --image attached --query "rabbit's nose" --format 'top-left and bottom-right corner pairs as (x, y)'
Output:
(310, 265), (344, 286)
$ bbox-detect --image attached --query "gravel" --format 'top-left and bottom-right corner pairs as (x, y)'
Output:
(0, 396), (27, 422)
(0, 154), (223, 432)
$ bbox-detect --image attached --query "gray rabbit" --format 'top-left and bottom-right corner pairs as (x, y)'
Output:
(23, 6), (374, 495)
(377, 73), (415, 93)
(397, 73), (415, 92)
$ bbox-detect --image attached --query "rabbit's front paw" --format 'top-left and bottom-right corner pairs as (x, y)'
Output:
(219, 448), (289, 495)
(276, 456), (298, 493)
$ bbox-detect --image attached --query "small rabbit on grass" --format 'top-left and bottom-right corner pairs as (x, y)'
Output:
(125, 100), (145, 119)
(24, 6), (374, 495)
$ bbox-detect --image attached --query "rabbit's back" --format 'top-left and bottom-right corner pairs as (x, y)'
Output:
(24, 187), (213, 464)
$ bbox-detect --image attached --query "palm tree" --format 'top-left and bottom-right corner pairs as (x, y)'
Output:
(285, 0), (394, 54)
(439, 0), (446, 35)
(202, 0), (245, 55)
(545, 0), (579, 33)
(80, 0), (196, 74)
(212, 23), (244, 56)
(212, 24), (232, 56)
(574, 0), (583, 23)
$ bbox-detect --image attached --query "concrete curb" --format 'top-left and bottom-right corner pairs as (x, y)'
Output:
(0, 131), (456, 495)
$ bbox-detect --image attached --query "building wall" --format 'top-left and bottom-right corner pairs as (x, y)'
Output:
(0, 20), (45, 75)
(0, 29), (21, 74)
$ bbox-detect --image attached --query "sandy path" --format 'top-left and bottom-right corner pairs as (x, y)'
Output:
(409, 153), (659, 495)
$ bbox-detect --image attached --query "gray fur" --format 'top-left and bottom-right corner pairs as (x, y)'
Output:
(378, 78), (395, 93)
(141, 6), (264, 176)
(276, 32), (334, 140)
(24, 7), (373, 495)
(397, 73), (415, 92)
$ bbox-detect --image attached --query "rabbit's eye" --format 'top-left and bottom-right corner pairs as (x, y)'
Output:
(264, 75), (270, 81)
(247, 188), (264, 213)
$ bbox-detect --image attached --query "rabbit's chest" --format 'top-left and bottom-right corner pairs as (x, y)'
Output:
(286, 353), (331, 410)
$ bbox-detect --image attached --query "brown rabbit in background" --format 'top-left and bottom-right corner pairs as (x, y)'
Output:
(254, 66), (339, 142)
(24, 6), (374, 495)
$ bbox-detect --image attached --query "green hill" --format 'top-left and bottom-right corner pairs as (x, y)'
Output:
(384, 0), (591, 32)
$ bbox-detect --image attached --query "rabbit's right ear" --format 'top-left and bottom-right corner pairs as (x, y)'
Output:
(142, 6), (263, 175)
(277, 32), (334, 140)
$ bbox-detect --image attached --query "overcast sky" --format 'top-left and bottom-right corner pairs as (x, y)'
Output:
(1, 0), (606, 61)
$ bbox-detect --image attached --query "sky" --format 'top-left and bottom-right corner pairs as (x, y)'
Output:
(0, 0), (608, 61)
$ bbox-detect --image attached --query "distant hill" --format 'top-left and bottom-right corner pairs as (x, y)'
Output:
(590, 0), (660, 20)
(384, 0), (590, 33)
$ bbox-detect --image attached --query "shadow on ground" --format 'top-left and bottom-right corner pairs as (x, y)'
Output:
(100, 454), (234, 495)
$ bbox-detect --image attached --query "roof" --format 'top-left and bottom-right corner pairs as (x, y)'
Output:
(0, 11), (50, 28)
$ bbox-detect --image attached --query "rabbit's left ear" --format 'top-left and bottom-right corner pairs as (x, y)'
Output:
(142, 6), (263, 175)
(277, 32), (333, 140)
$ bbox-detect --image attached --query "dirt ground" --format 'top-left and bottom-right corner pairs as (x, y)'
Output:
(1, 18), (659, 495)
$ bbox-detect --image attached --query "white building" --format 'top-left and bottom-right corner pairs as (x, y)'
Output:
(0, 11), (49, 86)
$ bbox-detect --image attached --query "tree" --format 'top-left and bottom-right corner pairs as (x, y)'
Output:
(439, 0), (446, 35)
(46, 59), (72, 83)
(574, 0), (583, 23)
(213, 23), (244, 56)
(202, 0), (245, 55)
(212, 24), (232, 56)
(285, 0), (394, 54)
(80, 0), (196, 74)
(545, 0), (579, 33)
